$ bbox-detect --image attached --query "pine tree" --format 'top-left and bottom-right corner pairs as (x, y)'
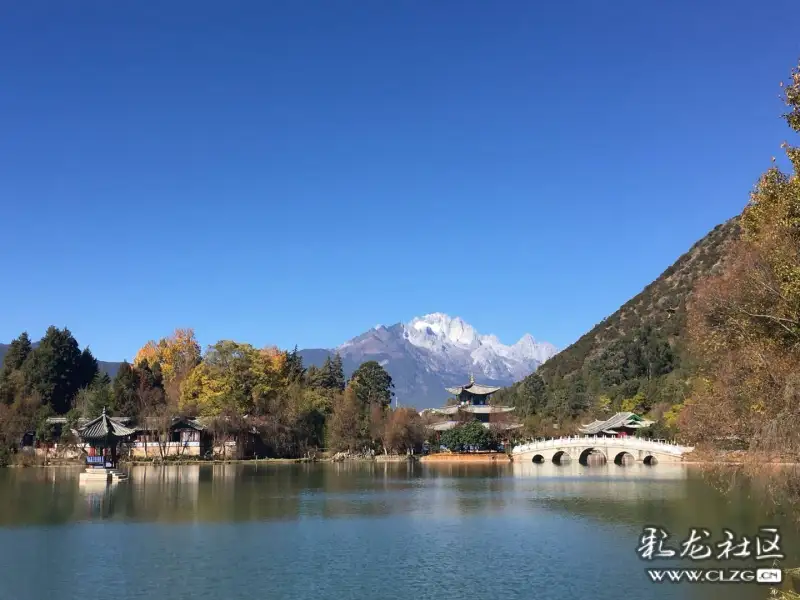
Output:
(22, 327), (97, 414)
(79, 348), (99, 387)
(515, 372), (547, 417)
(112, 361), (139, 417)
(1, 332), (32, 374)
(329, 353), (346, 391)
(75, 372), (113, 418)
(306, 364), (323, 388)
(0, 332), (32, 405)
(285, 346), (306, 382)
(317, 353), (346, 391)
(349, 361), (393, 407)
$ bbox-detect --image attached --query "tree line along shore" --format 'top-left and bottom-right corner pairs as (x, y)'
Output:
(0, 329), (437, 466)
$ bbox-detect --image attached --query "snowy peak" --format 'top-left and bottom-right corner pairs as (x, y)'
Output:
(407, 313), (479, 348)
(512, 333), (558, 364)
(405, 313), (555, 364)
(401, 312), (558, 380)
(320, 313), (558, 408)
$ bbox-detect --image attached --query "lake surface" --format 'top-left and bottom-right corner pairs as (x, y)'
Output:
(0, 462), (796, 600)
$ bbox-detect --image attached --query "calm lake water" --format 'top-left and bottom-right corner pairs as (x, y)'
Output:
(0, 462), (796, 600)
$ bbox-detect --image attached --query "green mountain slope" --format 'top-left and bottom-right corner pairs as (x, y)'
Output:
(494, 218), (740, 429)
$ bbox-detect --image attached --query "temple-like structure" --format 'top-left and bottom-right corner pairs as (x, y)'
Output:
(429, 375), (519, 432)
(77, 408), (135, 483)
(579, 412), (654, 437)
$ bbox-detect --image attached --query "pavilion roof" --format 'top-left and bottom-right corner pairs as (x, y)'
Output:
(46, 416), (133, 426)
(137, 416), (205, 432)
(428, 420), (522, 431)
(445, 382), (502, 396)
(579, 412), (654, 435)
(77, 409), (137, 440)
(432, 405), (514, 415)
(463, 406), (514, 414)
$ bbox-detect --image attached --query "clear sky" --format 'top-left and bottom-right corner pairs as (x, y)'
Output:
(1, 1), (799, 361)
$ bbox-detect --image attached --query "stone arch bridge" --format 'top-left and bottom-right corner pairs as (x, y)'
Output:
(512, 436), (694, 465)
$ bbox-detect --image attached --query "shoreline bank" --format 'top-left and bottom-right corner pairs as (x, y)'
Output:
(6, 448), (800, 468)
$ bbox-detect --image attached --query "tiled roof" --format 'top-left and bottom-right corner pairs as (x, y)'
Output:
(46, 416), (133, 426)
(429, 420), (521, 431)
(432, 405), (514, 415)
(579, 412), (653, 435)
(137, 417), (205, 432)
(445, 382), (502, 395)
(77, 410), (137, 440)
(461, 406), (514, 414)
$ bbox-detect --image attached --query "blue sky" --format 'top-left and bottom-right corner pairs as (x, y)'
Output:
(1, 1), (798, 360)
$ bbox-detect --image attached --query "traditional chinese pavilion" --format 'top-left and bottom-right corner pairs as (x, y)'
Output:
(77, 408), (135, 483)
(429, 374), (519, 432)
(579, 412), (654, 437)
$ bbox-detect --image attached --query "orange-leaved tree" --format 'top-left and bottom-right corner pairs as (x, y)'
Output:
(681, 59), (800, 454)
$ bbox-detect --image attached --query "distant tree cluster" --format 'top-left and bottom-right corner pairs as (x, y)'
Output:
(0, 327), (426, 463)
(0, 327), (101, 464)
(439, 421), (496, 452)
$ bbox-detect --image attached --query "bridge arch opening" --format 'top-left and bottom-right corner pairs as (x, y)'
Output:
(552, 451), (571, 465)
(614, 451), (635, 466)
(643, 455), (658, 466)
(579, 448), (607, 466)
(532, 454), (545, 464)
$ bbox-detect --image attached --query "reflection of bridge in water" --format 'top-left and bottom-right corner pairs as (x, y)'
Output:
(512, 436), (694, 465)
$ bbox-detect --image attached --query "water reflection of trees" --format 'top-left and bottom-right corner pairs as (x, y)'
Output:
(702, 464), (800, 523)
(0, 467), (83, 526)
(3, 462), (800, 561)
(511, 462), (800, 567)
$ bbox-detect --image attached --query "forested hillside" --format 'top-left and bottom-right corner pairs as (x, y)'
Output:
(679, 60), (800, 454)
(497, 58), (800, 446)
(493, 217), (740, 435)
(541, 218), (738, 381)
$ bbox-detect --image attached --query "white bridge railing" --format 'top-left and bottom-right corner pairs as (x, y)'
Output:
(511, 436), (694, 456)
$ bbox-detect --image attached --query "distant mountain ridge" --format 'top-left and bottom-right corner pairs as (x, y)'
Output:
(488, 217), (743, 424)
(535, 218), (739, 385)
(300, 313), (557, 408)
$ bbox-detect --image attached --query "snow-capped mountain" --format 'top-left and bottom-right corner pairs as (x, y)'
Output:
(401, 313), (556, 380)
(300, 313), (558, 409)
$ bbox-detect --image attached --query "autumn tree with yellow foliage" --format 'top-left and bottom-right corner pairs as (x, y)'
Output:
(682, 60), (800, 455)
(134, 328), (202, 384)
(126, 326), (424, 458)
